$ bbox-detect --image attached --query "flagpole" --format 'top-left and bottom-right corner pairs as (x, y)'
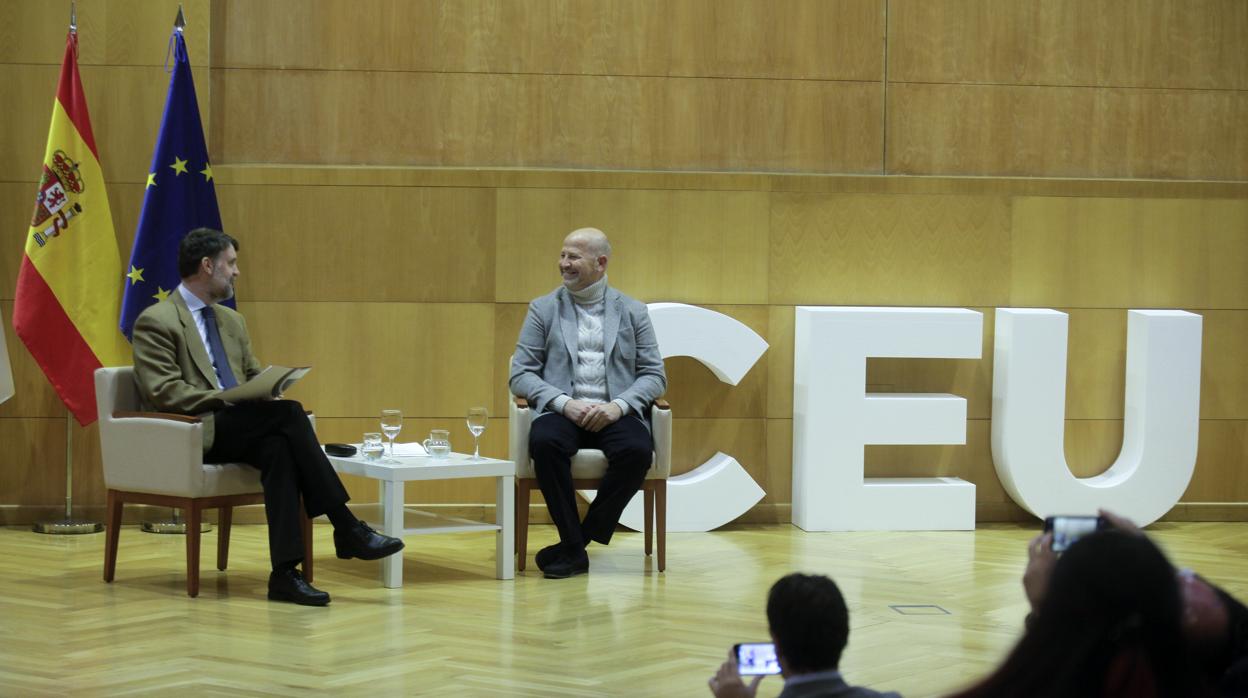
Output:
(30, 1), (101, 536)
(32, 405), (102, 536)
(135, 3), (211, 536)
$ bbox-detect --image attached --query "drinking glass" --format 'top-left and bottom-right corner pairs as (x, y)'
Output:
(362, 432), (384, 461)
(380, 409), (403, 462)
(466, 407), (488, 460)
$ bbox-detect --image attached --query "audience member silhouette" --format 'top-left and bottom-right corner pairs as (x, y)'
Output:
(949, 528), (1213, 698)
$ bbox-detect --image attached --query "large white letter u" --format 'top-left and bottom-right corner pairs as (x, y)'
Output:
(991, 309), (1202, 526)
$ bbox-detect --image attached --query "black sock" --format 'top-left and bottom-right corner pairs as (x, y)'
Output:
(274, 559), (300, 573)
(326, 504), (358, 530)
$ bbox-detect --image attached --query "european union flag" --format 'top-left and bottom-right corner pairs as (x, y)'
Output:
(120, 28), (228, 339)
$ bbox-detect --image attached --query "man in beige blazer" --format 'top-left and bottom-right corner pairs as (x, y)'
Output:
(131, 228), (404, 606)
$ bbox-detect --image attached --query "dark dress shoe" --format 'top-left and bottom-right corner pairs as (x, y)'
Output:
(334, 520), (405, 561)
(268, 568), (331, 606)
(535, 543), (564, 571)
(543, 550), (589, 579)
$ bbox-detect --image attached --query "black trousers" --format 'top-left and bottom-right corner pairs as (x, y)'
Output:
(203, 400), (349, 568)
(529, 411), (652, 548)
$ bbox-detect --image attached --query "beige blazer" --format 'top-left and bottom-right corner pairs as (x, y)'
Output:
(131, 290), (263, 451)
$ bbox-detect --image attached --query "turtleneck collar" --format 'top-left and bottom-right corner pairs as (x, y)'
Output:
(569, 275), (608, 305)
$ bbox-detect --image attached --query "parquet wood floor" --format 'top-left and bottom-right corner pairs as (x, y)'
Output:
(1, 520), (1245, 697)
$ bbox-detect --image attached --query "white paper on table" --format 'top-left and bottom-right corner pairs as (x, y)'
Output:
(390, 442), (429, 456)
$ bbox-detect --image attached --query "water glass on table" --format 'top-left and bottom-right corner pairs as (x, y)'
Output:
(362, 432), (384, 461)
(380, 409), (403, 462)
(466, 406), (488, 459)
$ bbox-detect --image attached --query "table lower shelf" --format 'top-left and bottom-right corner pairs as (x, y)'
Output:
(373, 507), (504, 536)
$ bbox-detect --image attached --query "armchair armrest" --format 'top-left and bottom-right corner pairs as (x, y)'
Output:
(651, 400), (672, 478)
(509, 396), (533, 476)
(114, 410), (201, 423)
(100, 409), (206, 496)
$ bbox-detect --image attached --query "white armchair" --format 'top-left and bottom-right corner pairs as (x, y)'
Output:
(509, 396), (671, 571)
(94, 366), (313, 597)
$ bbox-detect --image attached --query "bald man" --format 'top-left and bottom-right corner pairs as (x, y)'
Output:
(509, 228), (667, 579)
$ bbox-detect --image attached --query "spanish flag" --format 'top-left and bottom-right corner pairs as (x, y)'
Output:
(13, 29), (127, 426)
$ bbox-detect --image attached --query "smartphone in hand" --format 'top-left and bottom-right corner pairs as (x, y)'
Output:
(1043, 515), (1106, 553)
(733, 642), (781, 675)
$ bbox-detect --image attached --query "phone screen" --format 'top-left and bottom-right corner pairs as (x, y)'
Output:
(734, 642), (780, 676)
(1045, 515), (1102, 553)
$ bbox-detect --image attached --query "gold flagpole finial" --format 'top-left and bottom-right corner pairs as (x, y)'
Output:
(174, 4), (185, 33)
(69, 0), (77, 33)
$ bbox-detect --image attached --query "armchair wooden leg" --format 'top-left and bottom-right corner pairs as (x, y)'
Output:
(301, 514), (314, 584)
(186, 502), (202, 597)
(644, 485), (654, 556)
(516, 480), (531, 572)
(656, 480), (666, 572)
(104, 490), (122, 582)
(217, 506), (232, 571)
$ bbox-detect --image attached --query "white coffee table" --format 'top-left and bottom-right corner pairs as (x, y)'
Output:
(324, 449), (515, 587)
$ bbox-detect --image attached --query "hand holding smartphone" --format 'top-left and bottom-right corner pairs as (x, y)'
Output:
(733, 642), (781, 675)
(1043, 515), (1106, 552)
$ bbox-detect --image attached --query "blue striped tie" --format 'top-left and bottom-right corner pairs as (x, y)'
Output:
(201, 305), (239, 389)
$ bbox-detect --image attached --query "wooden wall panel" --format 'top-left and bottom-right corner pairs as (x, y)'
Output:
(241, 302), (496, 419)
(1063, 310), (1128, 421)
(661, 305), (770, 420)
(1062, 420), (1127, 478)
(671, 417), (768, 491)
(0, 184), (37, 300)
(217, 185), (496, 302)
(492, 304), (529, 418)
(0, 301), (70, 419)
(765, 305), (994, 421)
(495, 188), (771, 305)
(5, 164), (1248, 520)
(3, 0), (1248, 524)
(864, 419), (993, 479)
(1010, 197), (1248, 309)
(0, 181), (144, 304)
(887, 83), (1248, 179)
(0, 0), (211, 66)
(769, 194), (1012, 306)
(214, 0), (883, 81)
(1187, 420), (1248, 501)
(0, 64), (211, 184)
(1202, 312), (1248, 419)
(766, 306), (795, 419)
(0, 418), (65, 505)
(210, 69), (883, 173)
(889, 0), (1248, 90)
(764, 419), (794, 516)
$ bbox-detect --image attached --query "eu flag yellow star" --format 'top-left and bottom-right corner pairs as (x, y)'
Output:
(170, 157), (189, 175)
(200, 164), (213, 181)
(153, 286), (171, 302)
(126, 266), (144, 285)
(146, 172), (157, 189)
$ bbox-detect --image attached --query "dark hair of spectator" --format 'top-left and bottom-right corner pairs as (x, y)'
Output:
(767, 573), (850, 674)
(178, 228), (239, 279)
(948, 530), (1213, 698)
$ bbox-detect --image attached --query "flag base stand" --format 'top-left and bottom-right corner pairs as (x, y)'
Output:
(142, 519), (213, 534)
(33, 519), (103, 535)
